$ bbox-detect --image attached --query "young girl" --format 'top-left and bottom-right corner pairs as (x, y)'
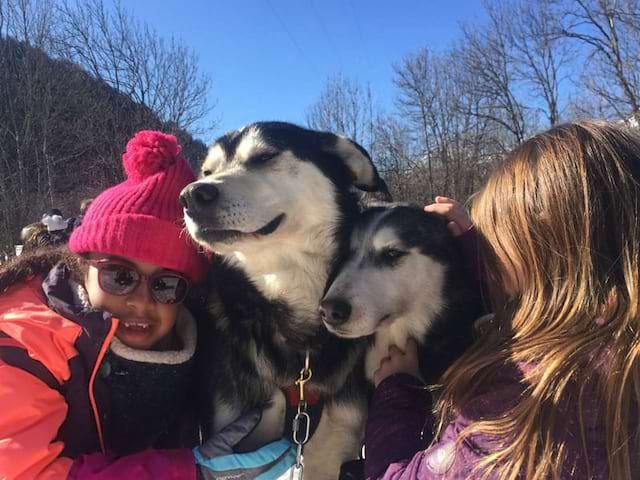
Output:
(0, 131), (294, 479)
(365, 121), (640, 479)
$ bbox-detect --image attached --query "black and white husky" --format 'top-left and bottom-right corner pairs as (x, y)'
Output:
(320, 204), (482, 386)
(180, 122), (389, 479)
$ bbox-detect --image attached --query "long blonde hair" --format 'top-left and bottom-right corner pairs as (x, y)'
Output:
(437, 121), (640, 479)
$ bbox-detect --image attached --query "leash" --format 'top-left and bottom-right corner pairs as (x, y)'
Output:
(290, 349), (312, 479)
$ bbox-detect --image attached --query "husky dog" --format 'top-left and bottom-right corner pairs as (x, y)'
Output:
(320, 204), (482, 385)
(180, 122), (389, 479)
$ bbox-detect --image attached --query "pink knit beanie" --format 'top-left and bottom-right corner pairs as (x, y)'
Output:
(69, 131), (208, 282)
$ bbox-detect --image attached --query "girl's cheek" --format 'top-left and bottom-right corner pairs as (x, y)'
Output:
(84, 269), (102, 307)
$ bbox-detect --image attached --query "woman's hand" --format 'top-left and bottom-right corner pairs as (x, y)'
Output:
(373, 339), (422, 387)
(424, 196), (473, 237)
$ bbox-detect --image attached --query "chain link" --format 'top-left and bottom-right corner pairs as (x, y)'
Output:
(290, 349), (312, 479)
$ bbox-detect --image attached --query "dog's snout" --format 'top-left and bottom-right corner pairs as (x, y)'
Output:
(319, 298), (352, 326)
(180, 183), (219, 211)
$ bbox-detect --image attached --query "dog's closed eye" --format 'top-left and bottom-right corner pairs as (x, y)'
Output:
(378, 248), (407, 264)
(247, 153), (277, 167)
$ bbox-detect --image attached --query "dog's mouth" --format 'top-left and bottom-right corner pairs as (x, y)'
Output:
(324, 313), (392, 339)
(199, 213), (286, 244)
(254, 213), (286, 235)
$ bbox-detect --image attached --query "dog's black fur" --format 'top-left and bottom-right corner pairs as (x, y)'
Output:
(197, 256), (369, 436)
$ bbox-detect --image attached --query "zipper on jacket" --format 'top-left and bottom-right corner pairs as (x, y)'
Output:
(88, 318), (119, 453)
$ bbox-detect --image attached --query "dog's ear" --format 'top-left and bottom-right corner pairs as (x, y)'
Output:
(375, 178), (393, 202)
(325, 135), (389, 197)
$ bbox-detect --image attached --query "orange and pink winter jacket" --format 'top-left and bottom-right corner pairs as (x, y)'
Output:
(0, 265), (197, 480)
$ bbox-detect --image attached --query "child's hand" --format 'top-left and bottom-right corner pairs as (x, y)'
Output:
(424, 196), (473, 237)
(373, 339), (422, 387)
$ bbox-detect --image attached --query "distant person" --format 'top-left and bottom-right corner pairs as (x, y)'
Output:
(39, 208), (69, 247)
(80, 198), (93, 215)
(67, 198), (94, 234)
(20, 221), (48, 252)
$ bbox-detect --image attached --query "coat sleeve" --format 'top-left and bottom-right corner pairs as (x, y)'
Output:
(365, 372), (492, 480)
(68, 449), (197, 480)
(366, 437), (481, 480)
(0, 361), (74, 479)
(364, 374), (433, 479)
(0, 361), (198, 480)
(365, 366), (534, 479)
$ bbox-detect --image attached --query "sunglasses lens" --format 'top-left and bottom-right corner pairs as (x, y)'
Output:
(151, 275), (189, 304)
(99, 264), (139, 295)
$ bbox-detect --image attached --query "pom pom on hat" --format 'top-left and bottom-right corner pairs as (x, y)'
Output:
(69, 129), (208, 281)
(123, 130), (183, 182)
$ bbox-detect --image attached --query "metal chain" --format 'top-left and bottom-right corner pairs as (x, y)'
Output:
(290, 349), (312, 479)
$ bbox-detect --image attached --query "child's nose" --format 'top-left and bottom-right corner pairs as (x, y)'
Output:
(126, 280), (154, 312)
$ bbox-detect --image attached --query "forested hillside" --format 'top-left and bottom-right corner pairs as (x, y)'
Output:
(0, 0), (212, 253)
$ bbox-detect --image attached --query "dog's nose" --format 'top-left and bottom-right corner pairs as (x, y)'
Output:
(319, 298), (352, 326)
(180, 183), (219, 210)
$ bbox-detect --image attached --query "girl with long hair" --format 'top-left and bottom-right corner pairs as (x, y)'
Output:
(366, 121), (640, 479)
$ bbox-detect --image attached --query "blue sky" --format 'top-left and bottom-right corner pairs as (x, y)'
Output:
(120, 1), (487, 142)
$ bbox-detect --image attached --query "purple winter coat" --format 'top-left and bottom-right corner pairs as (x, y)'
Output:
(365, 366), (612, 479)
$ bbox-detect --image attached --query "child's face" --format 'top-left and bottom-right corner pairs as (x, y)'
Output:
(84, 255), (182, 350)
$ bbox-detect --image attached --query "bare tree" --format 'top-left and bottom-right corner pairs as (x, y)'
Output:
(457, 18), (531, 144)
(391, 48), (496, 202)
(305, 73), (376, 152)
(393, 49), (439, 196)
(552, 0), (640, 122)
(0, 0), (60, 246)
(483, 0), (573, 126)
(55, 0), (214, 133)
(0, 0), (209, 251)
(372, 114), (425, 201)
(0, 0), (56, 49)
